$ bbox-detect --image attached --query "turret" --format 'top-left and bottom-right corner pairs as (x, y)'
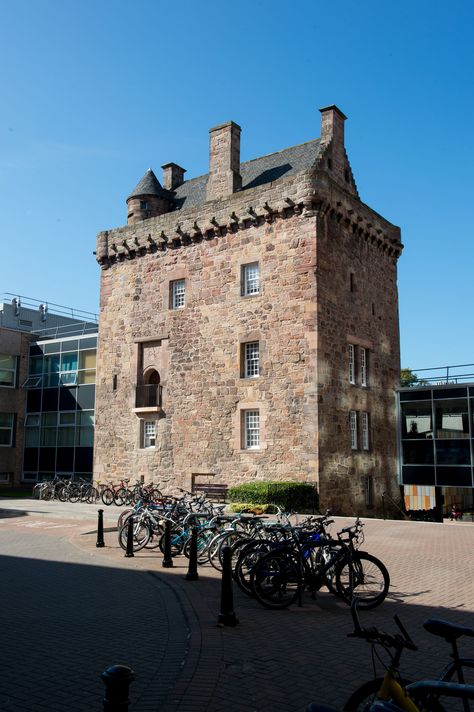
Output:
(126, 169), (174, 225)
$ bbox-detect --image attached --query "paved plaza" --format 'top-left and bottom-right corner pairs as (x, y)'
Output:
(0, 499), (473, 711)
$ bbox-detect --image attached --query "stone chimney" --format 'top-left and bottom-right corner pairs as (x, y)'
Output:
(161, 162), (186, 191)
(319, 105), (355, 192)
(206, 121), (242, 201)
(320, 105), (347, 147)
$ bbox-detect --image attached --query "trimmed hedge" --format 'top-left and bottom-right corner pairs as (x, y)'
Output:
(228, 481), (318, 513)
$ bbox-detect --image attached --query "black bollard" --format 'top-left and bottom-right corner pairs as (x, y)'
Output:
(96, 509), (105, 548)
(217, 545), (238, 626)
(185, 526), (199, 581)
(162, 519), (174, 568)
(124, 516), (134, 558)
(101, 664), (135, 711)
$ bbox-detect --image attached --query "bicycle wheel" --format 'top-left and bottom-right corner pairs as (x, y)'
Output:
(208, 531), (245, 571)
(113, 488), (128, 506)
(234, 539), (275, 596)
(86, 486), (99, 503)
(251, 548), (302, 609)
(183, 529), (215, 562)
(118, 520), (151, 552)
(101, 488), (114, 506)
(335, 551), (390, 610)
(68, 486), (81, 503)
(343, 678), (414, 712)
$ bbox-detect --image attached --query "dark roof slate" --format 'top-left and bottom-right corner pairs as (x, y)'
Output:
(172, 138), (322, 211)
(127, 168), (174, 201)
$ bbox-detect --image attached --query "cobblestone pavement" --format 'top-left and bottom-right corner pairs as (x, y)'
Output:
(1, 499), (474, 712)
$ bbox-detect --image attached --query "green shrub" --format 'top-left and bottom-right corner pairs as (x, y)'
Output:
(229, 502), (275, 514)
(228, 481), (318, 513)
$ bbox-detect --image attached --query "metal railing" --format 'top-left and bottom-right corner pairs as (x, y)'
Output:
(135, 384), (163, 408)
(408, 363), (474, 386)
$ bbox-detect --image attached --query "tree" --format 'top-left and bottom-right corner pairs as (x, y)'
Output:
(400, 367), (419, 387)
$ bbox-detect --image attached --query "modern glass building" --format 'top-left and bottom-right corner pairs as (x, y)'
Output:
(22, 333), (97, 482)
(398, 378), (474, 514)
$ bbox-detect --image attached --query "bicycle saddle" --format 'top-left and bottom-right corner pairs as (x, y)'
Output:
(423, 618), (474, 641)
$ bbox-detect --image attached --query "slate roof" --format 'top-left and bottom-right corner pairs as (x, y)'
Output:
(127, 168), (174, 201)
(128, 138), (322, 211)
(173, 138), (322, 211)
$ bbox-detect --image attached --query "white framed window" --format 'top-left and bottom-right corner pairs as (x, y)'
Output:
(349, 344), (355, 385)
(0, 413), (14, 447)
(171, 279), (185, 309)
(362, 412), (370, 450)
(242, 262), (260, 296)
(350, 410), (358, 450)
(142, 420), (157, 449)
(244, 342), (260, 378)
(0, 354), (17, 388)
(360, 347), (367, 387)
(0, 472), (11, 483)
(243, 410), (260, 449)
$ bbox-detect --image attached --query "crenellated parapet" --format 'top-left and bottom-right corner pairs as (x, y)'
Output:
(96, 169), (401, 269)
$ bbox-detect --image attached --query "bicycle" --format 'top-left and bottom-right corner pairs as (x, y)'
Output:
(310, 600), (474, 712)
(250, 518), (389, 610)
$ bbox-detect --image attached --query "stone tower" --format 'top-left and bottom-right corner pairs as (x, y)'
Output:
(95, 105), (402, 515)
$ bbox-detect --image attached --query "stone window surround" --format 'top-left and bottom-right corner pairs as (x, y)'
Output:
(362, 411), (370, 451)
(233, 401), (267, 452)
(165, 266), (189, 311)
(139, 418), (157, 450)
(238, 332), (264, 379)
(350, 410), (358, 450)
(239, 259), (261, 297)
(346, 336), (372, 388)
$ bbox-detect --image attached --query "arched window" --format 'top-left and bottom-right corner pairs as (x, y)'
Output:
(144, 369), (160, 386)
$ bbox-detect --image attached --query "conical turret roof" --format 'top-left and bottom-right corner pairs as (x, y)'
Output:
(127, 168), (172, 201)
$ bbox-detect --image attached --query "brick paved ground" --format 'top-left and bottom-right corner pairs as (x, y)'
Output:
(1, 499), (474, 711)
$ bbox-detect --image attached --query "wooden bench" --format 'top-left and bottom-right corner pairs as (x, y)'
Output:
(192, 483), (228, 503)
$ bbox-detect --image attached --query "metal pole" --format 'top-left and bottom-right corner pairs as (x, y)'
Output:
(162, 520), (174, 568)
(124, 517), (134, 558)
(186, 526), (199, 581)
(96, 509), (105, 548)
(217, 545), (238, 626)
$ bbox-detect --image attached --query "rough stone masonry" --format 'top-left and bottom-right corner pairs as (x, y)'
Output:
(94, 105), (402, 515)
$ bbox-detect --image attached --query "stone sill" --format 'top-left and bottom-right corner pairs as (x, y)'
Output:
(133, 407), (162, 414)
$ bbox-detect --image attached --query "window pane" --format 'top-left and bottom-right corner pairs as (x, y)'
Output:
(245, 410), (259, 448)
(25, 428), (40, 446)
(172, 280), (185, 309)
(78, 369), (95, 384)
(401, 402), (433, 438)
(0, 413), (13, 428)
(76, 427), (94, 447)
(0, 430), (12, 445)
(79, 350), (96, 369)
(61, 352), (78, 371)
(245, 342), (260, 377)
(243, 263), (260, 296)
(436, 440), (471, 465)
(59, 412), (75, 425)
(29, 356), (43, 375)
(0, 354), (16, 386)
(435, 399), (469, 438)
(57, 427), (75, 446)
(348, 345), (355, 384)
(402, 440), (434, 464)
(41, 428), (57, 446)
(78, 411), (95, 427)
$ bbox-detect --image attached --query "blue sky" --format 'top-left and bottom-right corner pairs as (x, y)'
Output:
(1, 0), (473, 370)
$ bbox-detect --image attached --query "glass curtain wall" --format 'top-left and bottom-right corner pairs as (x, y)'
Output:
(22, 335), (96, 482)
(399, 385), (474, 488)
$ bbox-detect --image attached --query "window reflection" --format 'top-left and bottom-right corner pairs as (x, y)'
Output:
(401, 402), (433, 439)
(435, 399), (469, 438)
